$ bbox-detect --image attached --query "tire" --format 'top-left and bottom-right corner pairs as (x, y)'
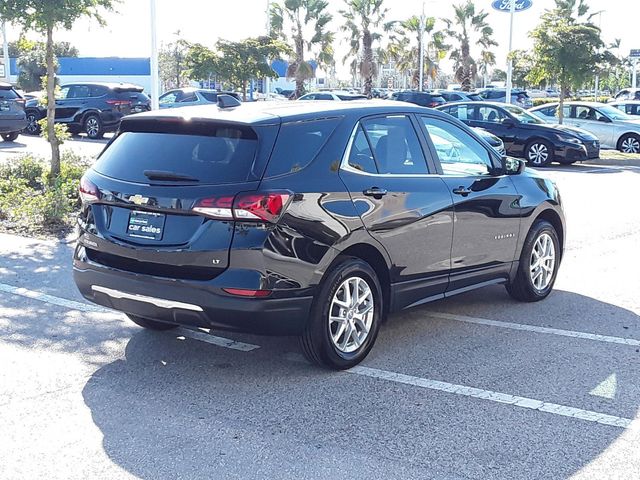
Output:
(24, 112), (41, 135)
(1, 131), (19, 142)
(525, 140), (554, 167)
(506, 220), (560, 302)
(84, 114), (103, 139)
(126, 314), (178, 331)
(617, 133), (640, 154)
(300, 257), (383, 370)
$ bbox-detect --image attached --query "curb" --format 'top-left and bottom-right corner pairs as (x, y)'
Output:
(583, 158), (640, 168)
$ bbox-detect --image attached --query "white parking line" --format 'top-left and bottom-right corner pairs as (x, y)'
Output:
(0, 282), (260, 352)
(348, 366), (635, 430)
(429, 311), (640, 347)
(0, 282), (108, 313)
(178, 328), (260, 352)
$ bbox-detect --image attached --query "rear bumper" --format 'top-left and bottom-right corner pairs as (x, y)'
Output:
(73, 255), (314, 336)
(0, 117), (27, 133)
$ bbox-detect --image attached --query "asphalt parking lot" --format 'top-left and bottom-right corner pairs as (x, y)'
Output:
(1, 141), (639, 479)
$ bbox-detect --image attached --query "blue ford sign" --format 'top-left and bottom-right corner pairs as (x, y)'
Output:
(491, 0), (533, 12)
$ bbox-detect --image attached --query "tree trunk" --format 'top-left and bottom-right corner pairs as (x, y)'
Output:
(242, 80), (247, 101)
(363, 30), (373, 98)
(45, 25), (60, 181)
(294, 32), (305, 99)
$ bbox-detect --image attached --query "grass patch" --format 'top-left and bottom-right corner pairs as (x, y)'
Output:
(0, 152), (91, 238)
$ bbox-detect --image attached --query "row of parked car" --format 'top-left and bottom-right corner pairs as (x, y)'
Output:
(295, 87), (640, 164)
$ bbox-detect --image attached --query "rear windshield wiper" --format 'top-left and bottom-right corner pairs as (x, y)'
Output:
(143, 170), (199, 182)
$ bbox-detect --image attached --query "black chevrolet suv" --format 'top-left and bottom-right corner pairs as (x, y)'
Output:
(24, 82), (150, 138)
(73, 100), (565, 369)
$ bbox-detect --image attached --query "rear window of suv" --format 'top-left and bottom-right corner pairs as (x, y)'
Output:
(0, 87), (19, 99)
(94, 126), (259, 185)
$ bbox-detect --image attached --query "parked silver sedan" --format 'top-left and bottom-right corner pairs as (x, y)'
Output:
(529, 101), (640, 153)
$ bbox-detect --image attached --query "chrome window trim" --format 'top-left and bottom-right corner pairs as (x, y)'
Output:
(339, 118), (443, 179)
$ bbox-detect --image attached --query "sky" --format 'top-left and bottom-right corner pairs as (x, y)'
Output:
(3, 0), (637, 79)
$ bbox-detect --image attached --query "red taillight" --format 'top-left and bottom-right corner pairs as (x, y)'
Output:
(192, 195), (235, 219)
(106, 99), (131, 107)
(222, 288), (271, 297)
(193, 191), (292, 223)
(233, 192), (291, 222)
(79, 175), (100, 204)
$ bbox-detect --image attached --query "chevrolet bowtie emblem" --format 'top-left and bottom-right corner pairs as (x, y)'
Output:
(129, 194), (149, 205)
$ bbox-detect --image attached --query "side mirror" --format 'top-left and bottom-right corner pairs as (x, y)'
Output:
(502, 156), (525, 175)
(501, 117), (516, 128)
(598, 116), (611, 123)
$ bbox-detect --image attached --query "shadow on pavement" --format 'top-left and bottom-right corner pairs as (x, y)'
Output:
(80, 289), (639, 480)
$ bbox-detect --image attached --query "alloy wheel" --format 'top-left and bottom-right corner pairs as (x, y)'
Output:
(528, 143), (549, 165)
(25, 114), (39, 135)
(621, 136), (640, 153)
(530, 233), (556, 291)
(85, 117), (100, 138)
(328, 276), (374, 354)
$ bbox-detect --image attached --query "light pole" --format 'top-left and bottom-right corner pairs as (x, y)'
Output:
(1, 21), (9, 83)
(505, 0), (515, 104)
(418, 1), (425, 92)
(264, 0), (271, 97)
(149, 0), (159, 110)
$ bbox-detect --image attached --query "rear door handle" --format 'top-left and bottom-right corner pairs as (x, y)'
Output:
(363, 187), (388, 198)
(452, 186), (472, 197)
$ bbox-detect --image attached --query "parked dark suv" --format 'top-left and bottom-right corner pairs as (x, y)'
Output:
(0, 82), (27, 141)
(73, 101), (565, 369)
(24, 82), (150, 138)
(390, 91), (446, 108)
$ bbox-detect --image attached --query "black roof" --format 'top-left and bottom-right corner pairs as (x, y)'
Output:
(121, 99), (452, 127)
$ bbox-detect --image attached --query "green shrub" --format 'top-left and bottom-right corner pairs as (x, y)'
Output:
(0, 152), (91, 235)
(532, 96), (611, 107)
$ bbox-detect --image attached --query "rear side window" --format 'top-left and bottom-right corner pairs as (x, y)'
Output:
(347, 126), (378, 174)
(94, 127), (258, 185)
(362, 116), (428, 175)
(200, 92), (219, 102)
(89, 85), (108, 97)
(0, 88), (19, 99)
(264, 118), (340, 177)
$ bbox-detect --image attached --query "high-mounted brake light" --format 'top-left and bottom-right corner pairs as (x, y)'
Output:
(193, 191), (292, 223)
(79, 175), (100, 204)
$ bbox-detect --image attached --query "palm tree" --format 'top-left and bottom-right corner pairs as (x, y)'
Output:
(387, 15), (447, 89)
(339, 0), (389, 98)
(444, 0), (497, 91)
(270, 0), (334, 99)
(478, 50), (496, 88)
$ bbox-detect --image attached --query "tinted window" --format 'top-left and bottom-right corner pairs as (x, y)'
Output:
(89, 85), (108, 97)
(477, 106), (505, 123)
(347, 126), (377, 174)
(445, 104), (474, 121)
(422, 117), (493, 176)
(200, 92), (219, 102)
(159, 91), (180, 105)
(95, 128), (258, 185)
(0, 88), (18, 99)
(362, 116), (428, 175)
(265, 118), (340, 177)
(315, 94), (333, 100)
(68, 85), (90, 98)
(180, 92), (198, 103)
